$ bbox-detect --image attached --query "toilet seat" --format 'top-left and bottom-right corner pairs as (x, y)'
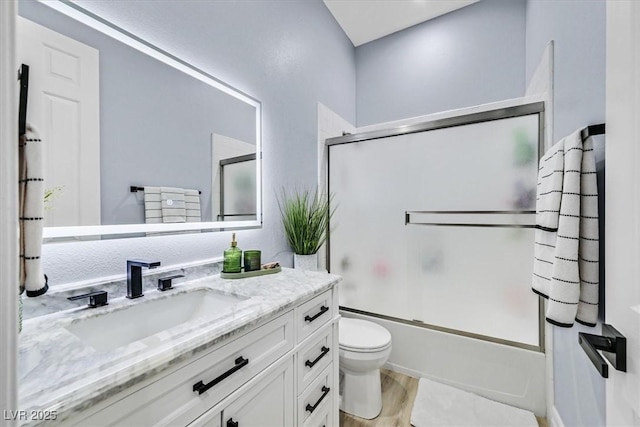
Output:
(339, 318), (391, 353)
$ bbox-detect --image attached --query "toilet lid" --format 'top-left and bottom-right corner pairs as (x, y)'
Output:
(339, 318), (391, 351)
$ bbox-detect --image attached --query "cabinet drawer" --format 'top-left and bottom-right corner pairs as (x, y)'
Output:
(298, 364), (334, 426)
(297, 324), (333, 394)
(75, 311), (294, 427)
(303, 402), (330, 427)
(295, 290), (333, 343)
(190, 357), (294, 427)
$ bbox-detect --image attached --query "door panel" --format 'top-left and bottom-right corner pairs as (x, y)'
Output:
(17, 16), (100, 227)
(606, 1), (640, 425)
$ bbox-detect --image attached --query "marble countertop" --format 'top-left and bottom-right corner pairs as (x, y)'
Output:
(18, 268), (340, 425)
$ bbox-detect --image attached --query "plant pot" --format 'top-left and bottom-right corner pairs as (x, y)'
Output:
(294, 253), (318, 271)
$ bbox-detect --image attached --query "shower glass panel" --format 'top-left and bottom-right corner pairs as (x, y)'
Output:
(219, 155), (256, 221)
(328, 104), (542, 348)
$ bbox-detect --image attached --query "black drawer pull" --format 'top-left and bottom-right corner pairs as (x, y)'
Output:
(193, 356), (249, 395)
(305, 305), (329, 323)
(305, 386), (330, 414)
(305, 346), (330, 368)
(226, 418), (238, 427)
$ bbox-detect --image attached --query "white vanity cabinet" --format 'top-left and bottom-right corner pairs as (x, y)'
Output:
(64, 283), (339, 427)
(191, 357), (294, 427)
(293, 291), (338, 427)
(190, 288), (339, 427)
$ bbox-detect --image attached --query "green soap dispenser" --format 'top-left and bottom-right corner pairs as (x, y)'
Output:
(223, 233), (242, 273)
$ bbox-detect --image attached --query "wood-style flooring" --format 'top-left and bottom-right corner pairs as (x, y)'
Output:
(339, 369), (548, 427)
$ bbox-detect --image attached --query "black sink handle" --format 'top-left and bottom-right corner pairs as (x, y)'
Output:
(67, 291), (108, 308)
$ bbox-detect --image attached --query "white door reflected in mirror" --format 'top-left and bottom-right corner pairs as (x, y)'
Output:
(17, 17), (100, 228)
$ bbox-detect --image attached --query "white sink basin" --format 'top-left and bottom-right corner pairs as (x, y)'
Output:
(65, 288), (248, 352)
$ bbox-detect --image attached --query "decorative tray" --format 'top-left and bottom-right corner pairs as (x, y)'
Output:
(220, 265), (281, 279)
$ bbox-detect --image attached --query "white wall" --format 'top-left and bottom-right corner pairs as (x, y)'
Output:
(525, 1), (607, 426)
(355, 0), (526, 126)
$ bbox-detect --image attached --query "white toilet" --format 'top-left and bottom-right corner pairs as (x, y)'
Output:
(338, 318), (392, 419)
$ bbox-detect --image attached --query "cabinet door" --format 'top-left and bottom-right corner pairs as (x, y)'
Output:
(297, 363), (334, 427)
(188, 410), (221, 427)
(221, 357), (294, 427)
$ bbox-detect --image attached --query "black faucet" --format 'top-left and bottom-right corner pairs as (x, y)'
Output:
(126, 259), (161, 299)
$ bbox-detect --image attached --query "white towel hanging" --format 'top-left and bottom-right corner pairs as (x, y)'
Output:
(143, 186), (162, 224)
(532, 129), (599, 327)
(160, 187), (186, 223)
(184, 189), (201, 222)
(19, 124), (48, 297)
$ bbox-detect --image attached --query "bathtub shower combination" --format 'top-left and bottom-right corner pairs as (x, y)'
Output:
(328, 102), (544, 350)
(327, 102), (546, 417)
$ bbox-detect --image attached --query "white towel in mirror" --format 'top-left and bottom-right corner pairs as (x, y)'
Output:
(19, 124), (48, 297)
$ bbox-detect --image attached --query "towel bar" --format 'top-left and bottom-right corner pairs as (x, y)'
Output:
(405, 210), (536, 229)
(130, 186), (201, 194)
(578, 324), (626, 378)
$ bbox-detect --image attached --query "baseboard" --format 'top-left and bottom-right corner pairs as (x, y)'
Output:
(549, 405), (565, 427)
(383, 361), (422, 379)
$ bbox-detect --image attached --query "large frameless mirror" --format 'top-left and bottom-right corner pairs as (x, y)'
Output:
(18, 0), (262, 239)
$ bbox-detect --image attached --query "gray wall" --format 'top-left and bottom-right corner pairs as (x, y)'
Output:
(32, 0), (356, 284)
(526, 1), (606, 426)
(355, 0), (526, 127)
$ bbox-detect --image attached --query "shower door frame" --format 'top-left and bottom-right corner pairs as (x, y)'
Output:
(326, 101), (546, 352)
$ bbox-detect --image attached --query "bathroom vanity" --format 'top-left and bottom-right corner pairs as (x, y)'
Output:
(18, 268), (340, 426)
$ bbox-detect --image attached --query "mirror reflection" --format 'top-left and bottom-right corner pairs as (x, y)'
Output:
(17, 1), (260, 235)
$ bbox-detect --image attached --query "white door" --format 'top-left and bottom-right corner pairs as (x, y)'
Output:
(606, 1), (640, 425)
(17, 17), (100, 227)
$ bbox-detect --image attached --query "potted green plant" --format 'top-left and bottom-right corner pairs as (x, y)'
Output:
(277, 189), (335, 271)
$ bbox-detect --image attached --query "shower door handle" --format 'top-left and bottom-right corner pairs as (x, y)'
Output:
(578, 324), (626, 378)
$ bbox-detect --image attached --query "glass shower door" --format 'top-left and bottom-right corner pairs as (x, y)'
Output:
(328, 104), (543, 349)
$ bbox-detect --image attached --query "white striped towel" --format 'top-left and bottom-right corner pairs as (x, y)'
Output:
(184, 189), (201, 222)
(143, 186), (188, 224)
(144, 186), (162, 224)
(19, 124), (48, 297)
(160, 187), (186, 223)
(532, 129), (599, 327)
